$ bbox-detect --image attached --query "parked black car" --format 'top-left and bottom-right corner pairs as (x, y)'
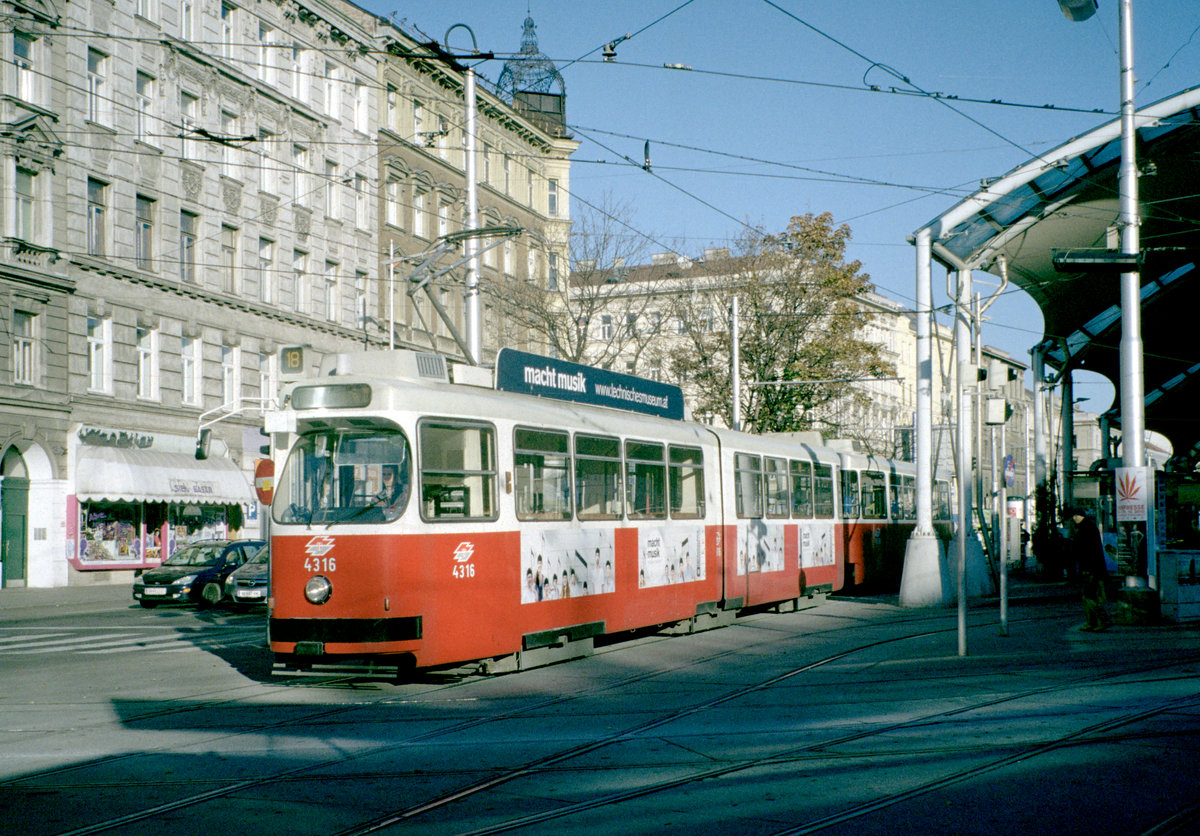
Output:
(132, 539), (265, 608)
(225, 545), (270, 607)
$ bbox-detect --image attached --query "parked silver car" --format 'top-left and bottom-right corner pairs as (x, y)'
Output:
(225, 544), (270, 606)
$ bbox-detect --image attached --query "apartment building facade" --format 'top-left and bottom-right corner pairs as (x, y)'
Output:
(0, 0), (573, 587)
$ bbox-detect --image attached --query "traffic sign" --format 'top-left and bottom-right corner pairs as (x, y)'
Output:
(254, 458), (275, 505)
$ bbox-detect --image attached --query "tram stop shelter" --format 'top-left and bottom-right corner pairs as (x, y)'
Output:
(904, 85), (1200, 608)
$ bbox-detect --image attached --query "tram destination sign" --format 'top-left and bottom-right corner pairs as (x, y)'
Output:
(495, 348), (684, 421)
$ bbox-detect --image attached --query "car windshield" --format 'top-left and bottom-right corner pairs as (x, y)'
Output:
(164, 543), (226, 566)
(273, 428), (412, 525)
(246, 548), (269, 566)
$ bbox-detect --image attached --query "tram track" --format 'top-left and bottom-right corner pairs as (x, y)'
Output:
(31, 601), (910, 834)
(21, 601), (1148, 836)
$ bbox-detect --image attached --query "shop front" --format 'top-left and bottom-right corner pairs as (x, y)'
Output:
(68, 427), (254, 574)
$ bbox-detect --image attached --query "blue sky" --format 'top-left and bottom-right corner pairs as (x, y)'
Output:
(362, 1), (1200, 411)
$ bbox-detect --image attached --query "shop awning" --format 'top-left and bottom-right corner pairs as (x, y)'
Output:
(76, 446), (253, 505)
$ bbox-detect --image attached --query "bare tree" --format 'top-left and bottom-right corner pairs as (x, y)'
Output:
(668, 213), (894, 440)
(487, 194), (674, 369)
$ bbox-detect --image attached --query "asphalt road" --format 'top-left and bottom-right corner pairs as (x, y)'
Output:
(2, 584), (1200, 835)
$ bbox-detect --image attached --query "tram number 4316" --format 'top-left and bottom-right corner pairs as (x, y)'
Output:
(452, 541), (476, 579)
(304, 557), (336, 572)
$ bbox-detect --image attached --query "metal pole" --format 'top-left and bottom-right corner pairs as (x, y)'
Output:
(731, 296), (741, 431)
(999, 418), (1009, 636)
(955, 269), (973, 656)
(1117, 0), (1144, 474)
(463, 65), (482, 365)
(388, 241), (395, 351)
(914, 229), (934, 535)
(1062, 372), (1075, 511)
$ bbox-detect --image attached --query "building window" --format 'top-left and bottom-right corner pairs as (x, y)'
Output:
(385, 178), (402, 227)
(135, 72), (155, 145)
(258, 129), (276, 193)
(354, 174), (368, 229)
(600, 315), (613, 340)
(137, 0), (154, 19)
(181, 336), (202, 406)
(354, 80), (368, 132)
(180, 91), (199, 162)
(503, 155), (511, 193)
(292, 144), (309, 205)
(12, 310), (35, 386)
(323, 159), (338, 218)
(180, 211), (198, 283)
(413, 190), (425, 238)
(354, 270), (368, 329)
(258, 351), (278, 407)
(135, 195), (154, 271)
(385, 86), (399, 132)
(503, 239), (514, 276)
(482, 142), (491, 183)
(548, 178), (559, 216)
(258, 24), (276, 86)
(87, 179), (106, 257)
(548, 252), (559, 291)
(181, 0), (194, 41)
(324, 61), (340, 118)
(221, 111), (240, 177)
(257, 238), (274, 304)
(292, 249), (308, 313)
(87, 49), (109, 125)
(324, 261), (338, 322)
(288, 42), (305, 101)
(412, 98), (424, 137)
(221, 345), (241, 408)
(14, 166), (35, 242)
(86, 316), (112, 394)
(220, 2), (236, 59)
(220, 225), (239, 293)
(437, 201), (449, 238)
(14, 33), (36, 103)
(136, 327), (160, 401)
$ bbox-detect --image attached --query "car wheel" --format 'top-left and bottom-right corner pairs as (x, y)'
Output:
(200, 582), (223, 607)
(139, 600), (158, 609)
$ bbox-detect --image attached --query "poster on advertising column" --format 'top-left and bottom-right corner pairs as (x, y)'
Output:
(1116, 466), (1147, 522)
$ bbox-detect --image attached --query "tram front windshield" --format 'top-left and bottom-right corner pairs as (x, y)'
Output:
(273, 429), (412, 525)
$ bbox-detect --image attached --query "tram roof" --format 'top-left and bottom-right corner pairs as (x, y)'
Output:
(917, 85), (1200, 467)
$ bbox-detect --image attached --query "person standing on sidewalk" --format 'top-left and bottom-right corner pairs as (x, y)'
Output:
(1069, 507), (1111, 632)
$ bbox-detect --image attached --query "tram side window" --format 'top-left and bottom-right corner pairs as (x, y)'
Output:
(576, 434), (623, 519)
(418, 421), (496, 520)
(842, 470), (860, 518)
(765, 457), (790, 518)
(626, 440), (666, 520)
(814, 464), (835, 519)
(861, 470), (887, 519)
(669, 445), (705, 519)
(790, 459), (813, 518)
(892, 475), (916, 520)
(734, 452), (763, 518)
(513, 427), (571, 521)
(934, 479), (952, 520)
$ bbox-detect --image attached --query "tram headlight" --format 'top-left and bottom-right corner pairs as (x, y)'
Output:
(304, 575), (333, 605)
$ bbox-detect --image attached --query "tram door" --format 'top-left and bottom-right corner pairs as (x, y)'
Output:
(1, 477), (29, 587)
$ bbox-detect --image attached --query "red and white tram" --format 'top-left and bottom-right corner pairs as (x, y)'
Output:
(266, 349), (949, 674)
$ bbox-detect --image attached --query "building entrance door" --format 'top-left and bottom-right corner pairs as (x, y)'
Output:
(2, 477), (29, 587)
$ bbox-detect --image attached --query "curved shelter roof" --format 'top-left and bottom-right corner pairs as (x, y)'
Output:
(919, 85), (1200, 466)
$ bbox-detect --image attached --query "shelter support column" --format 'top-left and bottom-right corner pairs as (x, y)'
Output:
(900, 227), (949, 607)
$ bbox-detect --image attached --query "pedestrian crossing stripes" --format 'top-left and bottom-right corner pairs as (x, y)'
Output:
(0, 625), (266, 656)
